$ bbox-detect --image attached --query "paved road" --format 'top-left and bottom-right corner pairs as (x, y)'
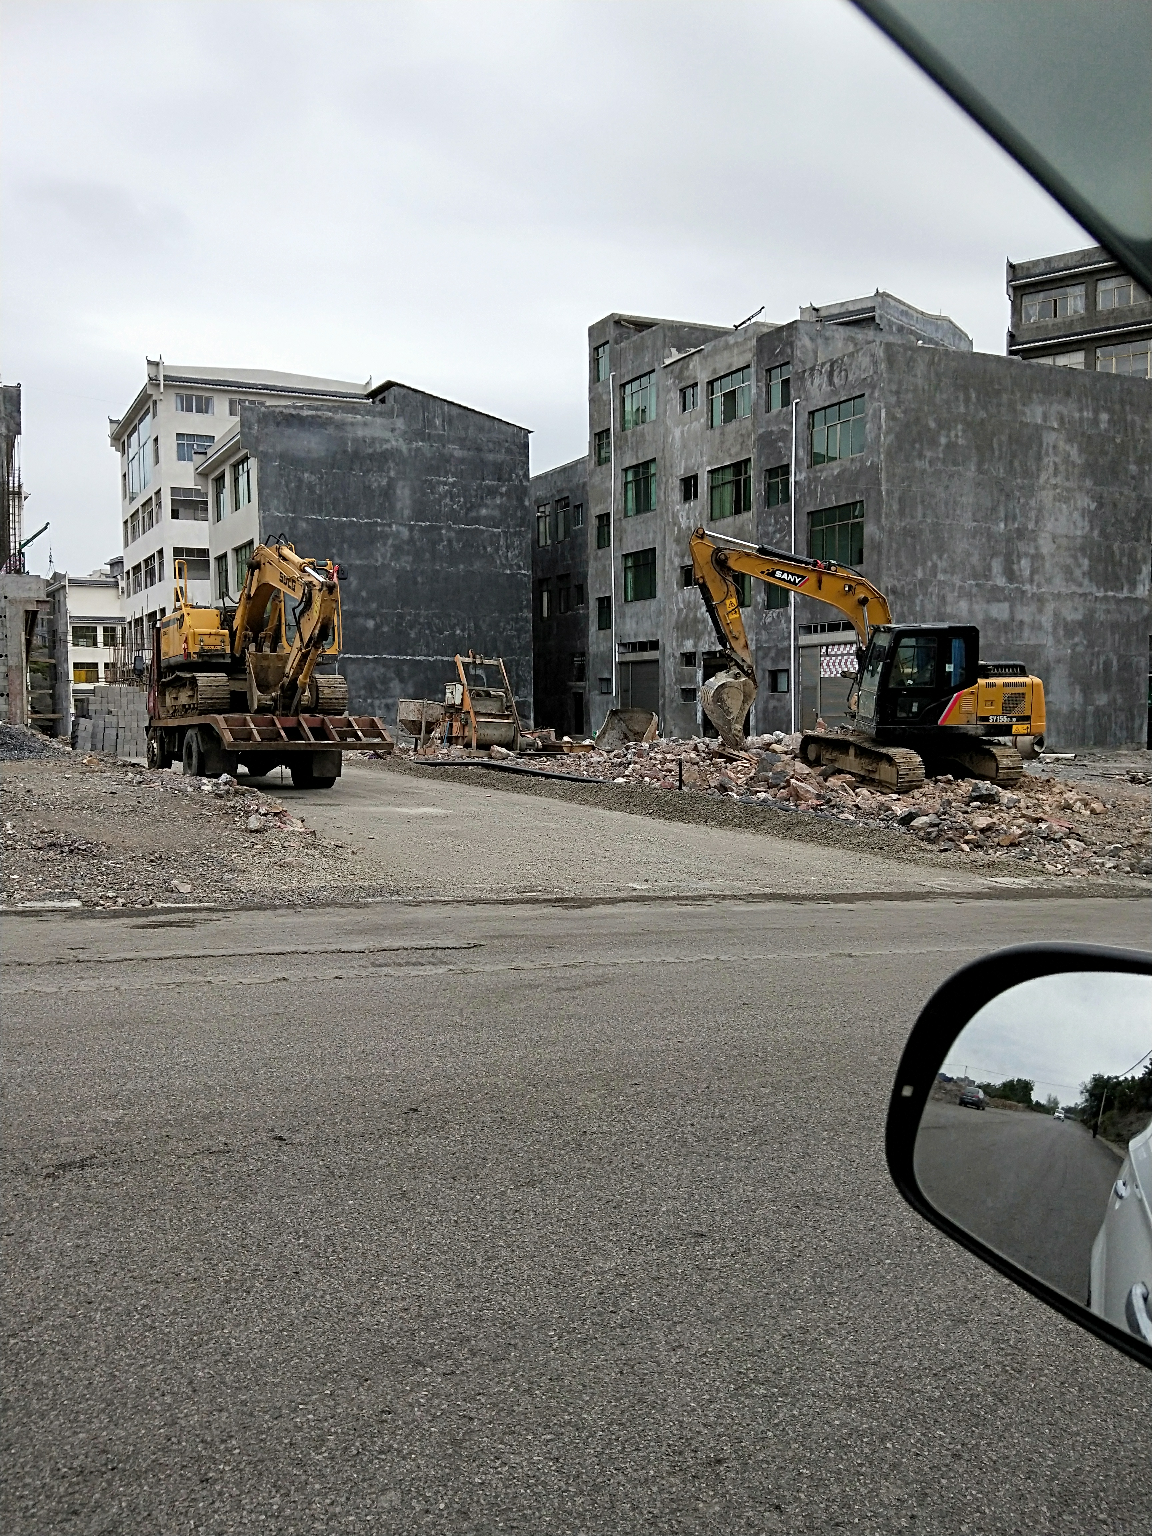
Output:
(4, 894), (1152, 1534)
(915, 1102), (1121, 1303)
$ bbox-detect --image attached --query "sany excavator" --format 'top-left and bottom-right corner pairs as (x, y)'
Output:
(146, 540), (391, 787)
(690, 527), (1045, 790)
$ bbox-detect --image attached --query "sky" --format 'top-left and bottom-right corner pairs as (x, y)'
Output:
(941, 972), (1152, 1103)
(1, 0), (1088, 578)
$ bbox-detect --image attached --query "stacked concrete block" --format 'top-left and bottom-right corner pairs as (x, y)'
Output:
(76, 683), (149, 761)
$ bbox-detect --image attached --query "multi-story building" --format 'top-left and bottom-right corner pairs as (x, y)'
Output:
(109, 362), (370, 662)
(530, 457), (589, 735)
(192, 384), (532, 731)
(46, 565), (125, 736)
(1006, 245), (1152, 375)
(533, 290), (1151, 749)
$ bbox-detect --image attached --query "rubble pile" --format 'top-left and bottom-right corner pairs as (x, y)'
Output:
(400, 731), (1151, 878)
(0, 724), (70, 762)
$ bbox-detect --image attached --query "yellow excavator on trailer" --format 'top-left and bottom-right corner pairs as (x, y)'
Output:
(147, 540), (391, 787)
(690, 527), (1045, 790)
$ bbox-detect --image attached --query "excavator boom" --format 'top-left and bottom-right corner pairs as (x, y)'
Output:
(689, 527), (892, 743)
(233, 542), (344, 714)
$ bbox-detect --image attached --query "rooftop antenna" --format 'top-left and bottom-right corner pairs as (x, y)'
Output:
(733, 306), (765, 330)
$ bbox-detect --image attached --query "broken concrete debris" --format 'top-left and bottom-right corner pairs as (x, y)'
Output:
(398, 730), (1151, 878)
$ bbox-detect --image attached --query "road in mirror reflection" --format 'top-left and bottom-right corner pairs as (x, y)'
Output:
(914, 972), (1152, 1338)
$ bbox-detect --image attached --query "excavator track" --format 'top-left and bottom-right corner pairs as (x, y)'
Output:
(159, 670), (234, 717)
(314, 673), (350, 714)
(800, 732), (926, 792)
(939, 740), (1024, 786)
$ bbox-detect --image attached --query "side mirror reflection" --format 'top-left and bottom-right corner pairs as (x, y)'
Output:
(888, 947), (1152, 1368)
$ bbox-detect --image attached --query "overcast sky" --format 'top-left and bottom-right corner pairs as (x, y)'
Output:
(2, 0), (1087, 576)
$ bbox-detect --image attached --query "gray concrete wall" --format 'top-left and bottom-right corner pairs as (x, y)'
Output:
(242, 388), (532, 734)
(530, 457), (589, 735)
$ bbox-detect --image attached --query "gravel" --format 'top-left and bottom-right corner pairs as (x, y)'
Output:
(0, 725), (70, 762)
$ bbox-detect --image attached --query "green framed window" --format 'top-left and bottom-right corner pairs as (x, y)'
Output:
(233, 539), (255, 592)
(708, 459), (752, 521)
(233, 455), (252, 509)
(623, 459), (656, 516)
(767, 362), (791, 412)
(810, 396), (865, 464)
(733, 571), (751, 608)
(593, 341), (610, 382)
(596, 512), (611, 549)
(707, 366), (751, 427)
(766, 583), (789, 610)
(594, 428), (611, 465)
(622, 547), (657, 602)
(215, 553), (230, 599)
(597, 595), (612, 630)
(808, 501), (863, 566)
(765, 463), (790, 506)
(621, 372), (655, 431)
(680, 383), (698, 412)
(536, 505), (551, 547)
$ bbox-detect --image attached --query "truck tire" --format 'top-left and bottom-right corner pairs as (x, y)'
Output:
(185, 725), (239, 779)
(290, 751), (341, 790)
(182, 728), (202, 777)
(148, 729), (174, 770)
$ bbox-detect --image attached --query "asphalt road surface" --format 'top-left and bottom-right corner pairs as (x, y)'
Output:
(915, 1102), (1121, 1303)
(4, 893), (1152, 1534)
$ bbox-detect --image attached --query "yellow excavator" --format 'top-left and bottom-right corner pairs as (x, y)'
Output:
(690, 527), (1045, 790)
(147, 540), (391, 786)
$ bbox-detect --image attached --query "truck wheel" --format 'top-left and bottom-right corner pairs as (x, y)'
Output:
(182, 729), (202, 777)
(290, 753), (339, 790)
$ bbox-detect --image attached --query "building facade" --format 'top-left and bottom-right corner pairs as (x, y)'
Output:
(1006, 245), (1152, 376)
(109, 362), (370, 663)
(530, 457), (589, 735)
(46, 566), (126, 737)
(193, 384), (533, 731)
(533, 291), (1151, 749)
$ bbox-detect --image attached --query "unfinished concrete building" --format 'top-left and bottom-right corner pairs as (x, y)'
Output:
(192, 384), (533, 729)
(532, 291), (1152, 749)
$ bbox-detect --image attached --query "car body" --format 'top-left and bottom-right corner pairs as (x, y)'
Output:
(958, 1086), (986, 1110)
(1054, 1109), (1065, 1121)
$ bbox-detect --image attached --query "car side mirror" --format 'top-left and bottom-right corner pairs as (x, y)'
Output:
(887, 944), (1152, 1368)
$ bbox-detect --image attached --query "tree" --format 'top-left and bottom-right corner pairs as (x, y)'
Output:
(977, 1077), (1034, 1106)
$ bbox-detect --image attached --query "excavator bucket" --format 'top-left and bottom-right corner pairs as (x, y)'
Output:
(701, 666), (757, 749)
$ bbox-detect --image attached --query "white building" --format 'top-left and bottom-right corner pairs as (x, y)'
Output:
(46, 564), (126, 736)
(109, 361), (369, 658)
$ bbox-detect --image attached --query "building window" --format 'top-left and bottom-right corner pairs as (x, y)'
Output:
(621, 372), (655, 431)
(122, 519), (129, 548)
(811, 395), (865, 464)
(593, 341), (610, 382)
(71, 625), (98, 647)
(599, 676), (612, 694)
(1096, 339), (1152, 377)
(215, 553), (230, 600)
(680, 383), (699, 413)
(708, 459), (752, 521)
(129, 510), (140, 542)
(228, 397), (259, 416)
(232, 540), (254, 591)
(594, 428), (612, 465)
(809, 500), (864, 566)
(557, 578), (572, 614)
(213, 475), (226, 522)
(623, 459), (656, 516)
(1021, 283), (1085, 323)
(143, 500), (154, 533)
(174, 545), (212, 582)
(766, 583), (789, 610)
(175, 393), (214, 415)
(681, 564), (694, 588)
(122, 473), (127, 501)
(72, 662), (99, 684)
(596, 513), (611, 549)
(597, 595), (612, 630)
(767, 362), (791, 412)
(233, 456), (252, 509)
(176, 432), (215, 463)
(102, 626), (121, 648)
(765, 463), (790, 506)
(131, 563), (143, 595)
(707, 366), (752, 427)
(153, 437), (160, 466)
(555, 497), (570, 541)
(536, 505), (551, 547)
(1097, 274), (1148, 310)
(539, 580), (552, 619)
(157, 549), (164, 586)
(144, 554), (157, 588)
(127, 411), (152, 497)
(572, 652), (587, 682)
(680, 686), (697, 703)
(575, 582), (586, 608)
(681, 473), (698, 502)
(680, 649), (697, 667)
(733, 571), (751, 608)
(622, 547), (657, 602)
(768, 669), (790, 693)
(1034, 350), (1086, 369)
(572, 503), (584, 528)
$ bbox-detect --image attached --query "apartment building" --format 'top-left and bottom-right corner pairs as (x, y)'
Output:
(1006, 245), (1152, 375)
(193, 384), (532, 730)
(531, 456), (589, 734)
(46, 565), (125, 735)
(533, 291), (1151, 749)
(108, 362), (370, 660)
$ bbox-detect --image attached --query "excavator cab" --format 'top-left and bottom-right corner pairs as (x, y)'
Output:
(854, 625), (980, 735)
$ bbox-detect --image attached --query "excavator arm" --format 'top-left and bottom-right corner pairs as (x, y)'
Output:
(689, 527), (893, 745)
(232, 542), (344, 713)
